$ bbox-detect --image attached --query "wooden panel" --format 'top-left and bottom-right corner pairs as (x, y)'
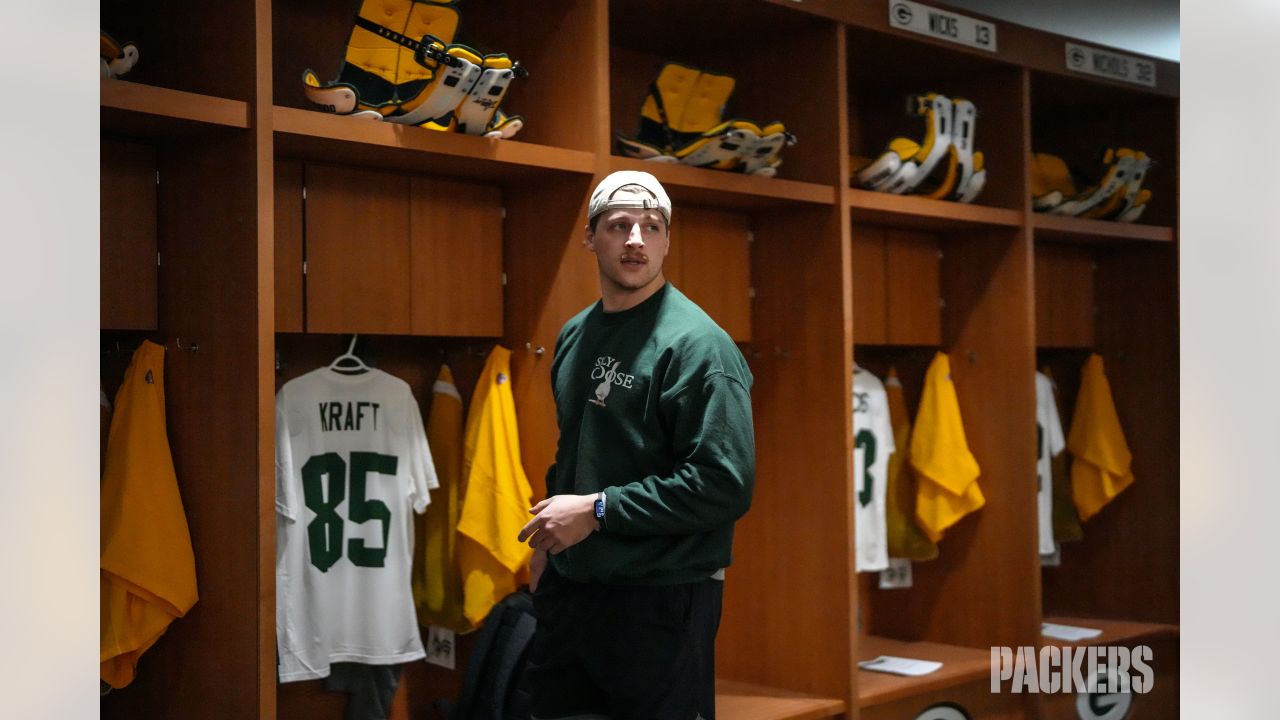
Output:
(608, 2), (840, 186)
(675, 207), (752, 342)
(274, 160), (304, 332)
(1037, 633), (1178, 720)
(1041, 616), (1178, 648)
(463, 0), (605, 152)
(409, 178), (504, 337)
(1042, 246), (1179, 625)
(1035, 243), (1094, 348)
(101, 135), (263, 720)
(847, 190), (1024, 231)
(721, 202), (854, 704)
(885, 230), (941, 346)
(500, 174), (599, 502)
(610, 156), (837, 210)
(715, 679), (844, 720)
(857, 635), (992, 707)
(274, 107), (597, 182)
(846, 27), (1027, 211)
(860, 680), (1027, 720)
(870, 230), (1040, 652)
(851, 226), (887, 345)
(713, 22), (855, 711)
(1034, 245), (1053, 346)
(1033, 213), (1175, 243)
(101, 138), (158, 330)
(101, 0), (257, 100)
(304, 164), (411, 334)
(101, 79), (251, 130)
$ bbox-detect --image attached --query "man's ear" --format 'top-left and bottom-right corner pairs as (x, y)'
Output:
(583, 224), (596, 252)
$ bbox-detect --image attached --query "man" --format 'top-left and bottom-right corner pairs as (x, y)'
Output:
(516, 170), (756, 720)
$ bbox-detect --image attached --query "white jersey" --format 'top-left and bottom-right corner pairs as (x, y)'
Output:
(1035, 372), (1066, 556)
(275, 367), (438, 682)
(854, 367), (896, 572)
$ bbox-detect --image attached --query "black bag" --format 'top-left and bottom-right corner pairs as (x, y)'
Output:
(442, 590), (536, 720)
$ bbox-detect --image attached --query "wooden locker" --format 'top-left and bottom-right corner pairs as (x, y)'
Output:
(851, 226), (888, 345)
(409, 178), (504, 337)
(1036, 243), (1094, 348)
(275, 160), (304, 333)
(673, 207), (752, 342)
(885, 230), (941, 346)
(304, 164), (411, 334)
(101, 138), (157, 330)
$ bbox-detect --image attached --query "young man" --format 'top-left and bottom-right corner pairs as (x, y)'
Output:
(517, 170), (756, 720)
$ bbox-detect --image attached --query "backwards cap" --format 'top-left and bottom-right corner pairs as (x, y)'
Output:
(588, 170), (672, 224)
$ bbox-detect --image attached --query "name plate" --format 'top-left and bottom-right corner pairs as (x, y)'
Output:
(888, 0), (997, 52)
(1065, 42), (1157, 87)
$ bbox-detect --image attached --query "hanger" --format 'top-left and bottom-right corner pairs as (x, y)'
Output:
(328, 334), (371, 375)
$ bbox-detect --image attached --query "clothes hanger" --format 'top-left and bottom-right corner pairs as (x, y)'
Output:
(328, 334), (371, 375)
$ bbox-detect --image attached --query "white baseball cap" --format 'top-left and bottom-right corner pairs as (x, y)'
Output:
(587, 170), (672, 225)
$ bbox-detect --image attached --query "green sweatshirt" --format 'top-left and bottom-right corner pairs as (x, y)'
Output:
(546, 283), (755, 585)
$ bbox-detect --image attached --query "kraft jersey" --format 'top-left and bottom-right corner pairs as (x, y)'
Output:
(275, 367), (438, 682)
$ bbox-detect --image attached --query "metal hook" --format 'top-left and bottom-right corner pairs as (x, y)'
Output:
(525, 342), (545, 357)
(175, 337), (200, 353)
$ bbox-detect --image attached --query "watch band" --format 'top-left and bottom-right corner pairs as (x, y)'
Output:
(593, 490), (606, 530)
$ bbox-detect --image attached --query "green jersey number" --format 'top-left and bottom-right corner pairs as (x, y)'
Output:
(301, 451), (397, 572)
(856, 429), (876, 508)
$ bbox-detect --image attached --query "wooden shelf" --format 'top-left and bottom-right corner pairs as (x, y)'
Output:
(1032, 213), (1175, 243)
(273, 106), (597, 183)
(1041, 616), (1180, 648)
(857, 635), (993, 708)
(716, 679), (844, 720)
(609, 156), (837, 211)
(848, 189), (1023, 231)
(101, 79), (250, 136)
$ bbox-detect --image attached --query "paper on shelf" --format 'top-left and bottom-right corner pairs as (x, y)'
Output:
(1042, 622), (1103, 641)
(857, 655), (943, 676)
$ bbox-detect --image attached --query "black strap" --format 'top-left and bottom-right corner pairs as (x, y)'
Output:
(647, 80), (680, 153)
(352, 16), (458, 67)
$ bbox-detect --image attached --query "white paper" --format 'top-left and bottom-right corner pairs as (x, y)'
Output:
(858, 655), (943, 676)
(1042, 622), (1103, 642)
(879, 558), (914, 589)
(424, 625), (456, 669)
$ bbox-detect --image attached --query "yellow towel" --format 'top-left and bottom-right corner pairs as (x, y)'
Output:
(100, 341), (198, 688)
(912, 352), (984, 542)
(457, 347), (534, 626)
(883, 367), (939, 561)
(1068, 354), (1134, 521)
(413, 364), (470, 632)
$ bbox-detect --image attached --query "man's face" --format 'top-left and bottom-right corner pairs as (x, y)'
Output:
(585, 191), (670, 297)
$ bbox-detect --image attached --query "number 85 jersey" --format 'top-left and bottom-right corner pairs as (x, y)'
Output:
(275, 367), (439, 682)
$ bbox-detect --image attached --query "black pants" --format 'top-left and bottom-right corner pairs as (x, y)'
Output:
(527, 564), (723, 720)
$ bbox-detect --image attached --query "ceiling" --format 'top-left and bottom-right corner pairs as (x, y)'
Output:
(942, 0), (1180, 61)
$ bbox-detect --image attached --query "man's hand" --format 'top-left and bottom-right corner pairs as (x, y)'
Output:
(529, 549), (547, 592)
(518, 494), (598, 555)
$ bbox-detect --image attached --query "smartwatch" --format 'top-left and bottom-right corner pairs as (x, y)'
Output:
(593, 491), (606, 529)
